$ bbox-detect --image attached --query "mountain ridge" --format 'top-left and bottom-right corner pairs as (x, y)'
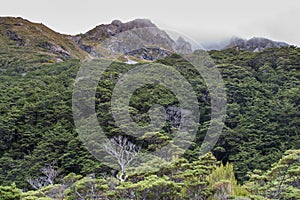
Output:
(72, 18), (192, 59)
(201, 36), (290, 52)
(225, 37), (289, 52)
(0, 17), (292, 62)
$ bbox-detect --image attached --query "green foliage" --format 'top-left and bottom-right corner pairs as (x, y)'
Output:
(209, 47), (300, 182)
(208, 163), (249, 199)
(246, 149), (300, 199)
(1, 151), (299, 199)
(1, 17), (299, 199)
(21, 185), (60, 200)
(114, 152), (218, 199)
(0, 44), (299, 200)
(0, 59), (103, 188)
(116, 175), (182, 200)
(0, 183), (21, 200)
(65, 175), (109, 200)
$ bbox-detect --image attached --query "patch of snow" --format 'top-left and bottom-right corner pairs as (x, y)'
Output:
(56, 58), (63, 62)
(124, 56), (138, 64)
(125, 58), (138, 65)
(125, 59), (138, 64)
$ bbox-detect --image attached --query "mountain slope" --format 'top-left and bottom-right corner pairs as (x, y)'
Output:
(0, 17), (299, 191)
(0, 17), (87, 61)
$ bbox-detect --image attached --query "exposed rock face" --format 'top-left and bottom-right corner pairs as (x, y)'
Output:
(89, 18), (157, 38)
(7, 30), (24, 46)
(165, 106), (193, 131)
(126, 47), (172, 61)
(175, 36), (192, 54)
(166, 106), (181, 128)
(74, 19), (192, 59)
(225, 37), (289, 52)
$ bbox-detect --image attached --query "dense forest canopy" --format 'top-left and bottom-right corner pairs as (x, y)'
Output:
(0, 44), (299, 199)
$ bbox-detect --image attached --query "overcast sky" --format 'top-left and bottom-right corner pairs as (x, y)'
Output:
(1, 0), (299, 46)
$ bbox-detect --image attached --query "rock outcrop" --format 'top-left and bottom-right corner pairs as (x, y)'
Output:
(175, 36), (192, 54)
(126, 47), (172, 61)
(73, 19), (192, 58)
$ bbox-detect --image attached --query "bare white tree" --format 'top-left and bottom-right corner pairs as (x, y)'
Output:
(26, 177), (47, 190)
(27, 161), (59, 190)
(103, 136), (140, 182)
(41, 161), (59, 185)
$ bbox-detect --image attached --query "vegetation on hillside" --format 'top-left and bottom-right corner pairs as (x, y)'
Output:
(0, 17), (87, 63)
(0, 42), (299, 199)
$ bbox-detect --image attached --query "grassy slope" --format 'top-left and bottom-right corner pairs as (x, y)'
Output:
(0, 17), (87, 71)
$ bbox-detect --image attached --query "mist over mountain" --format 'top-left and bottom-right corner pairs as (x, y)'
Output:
(200, 37), (290, 52)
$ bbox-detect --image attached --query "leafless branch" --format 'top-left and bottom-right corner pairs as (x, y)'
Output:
(26, 161), (59, 190)
(103, 136), (140, 182)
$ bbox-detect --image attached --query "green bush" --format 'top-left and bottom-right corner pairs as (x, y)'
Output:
(0, 183), (21, 200)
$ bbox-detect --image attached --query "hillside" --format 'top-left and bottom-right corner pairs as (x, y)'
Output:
(0, 17), (87, 59)
(0, 17), (299, 199)
(0, 17), (88, 75)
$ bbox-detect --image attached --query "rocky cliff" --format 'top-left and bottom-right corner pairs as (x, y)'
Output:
(73, 19), (192, 59)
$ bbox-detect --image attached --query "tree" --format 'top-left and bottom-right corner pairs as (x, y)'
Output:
(116, 175), (181, 200)
(176, 152), (218, 200)
(246, 149), (300, 199)
(103, 136), (140, 182)
(27, 161), (59, 190)
(0, 183), (21, 200)
(66, 174), (109, 200)
(208, 163), (249, 199)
